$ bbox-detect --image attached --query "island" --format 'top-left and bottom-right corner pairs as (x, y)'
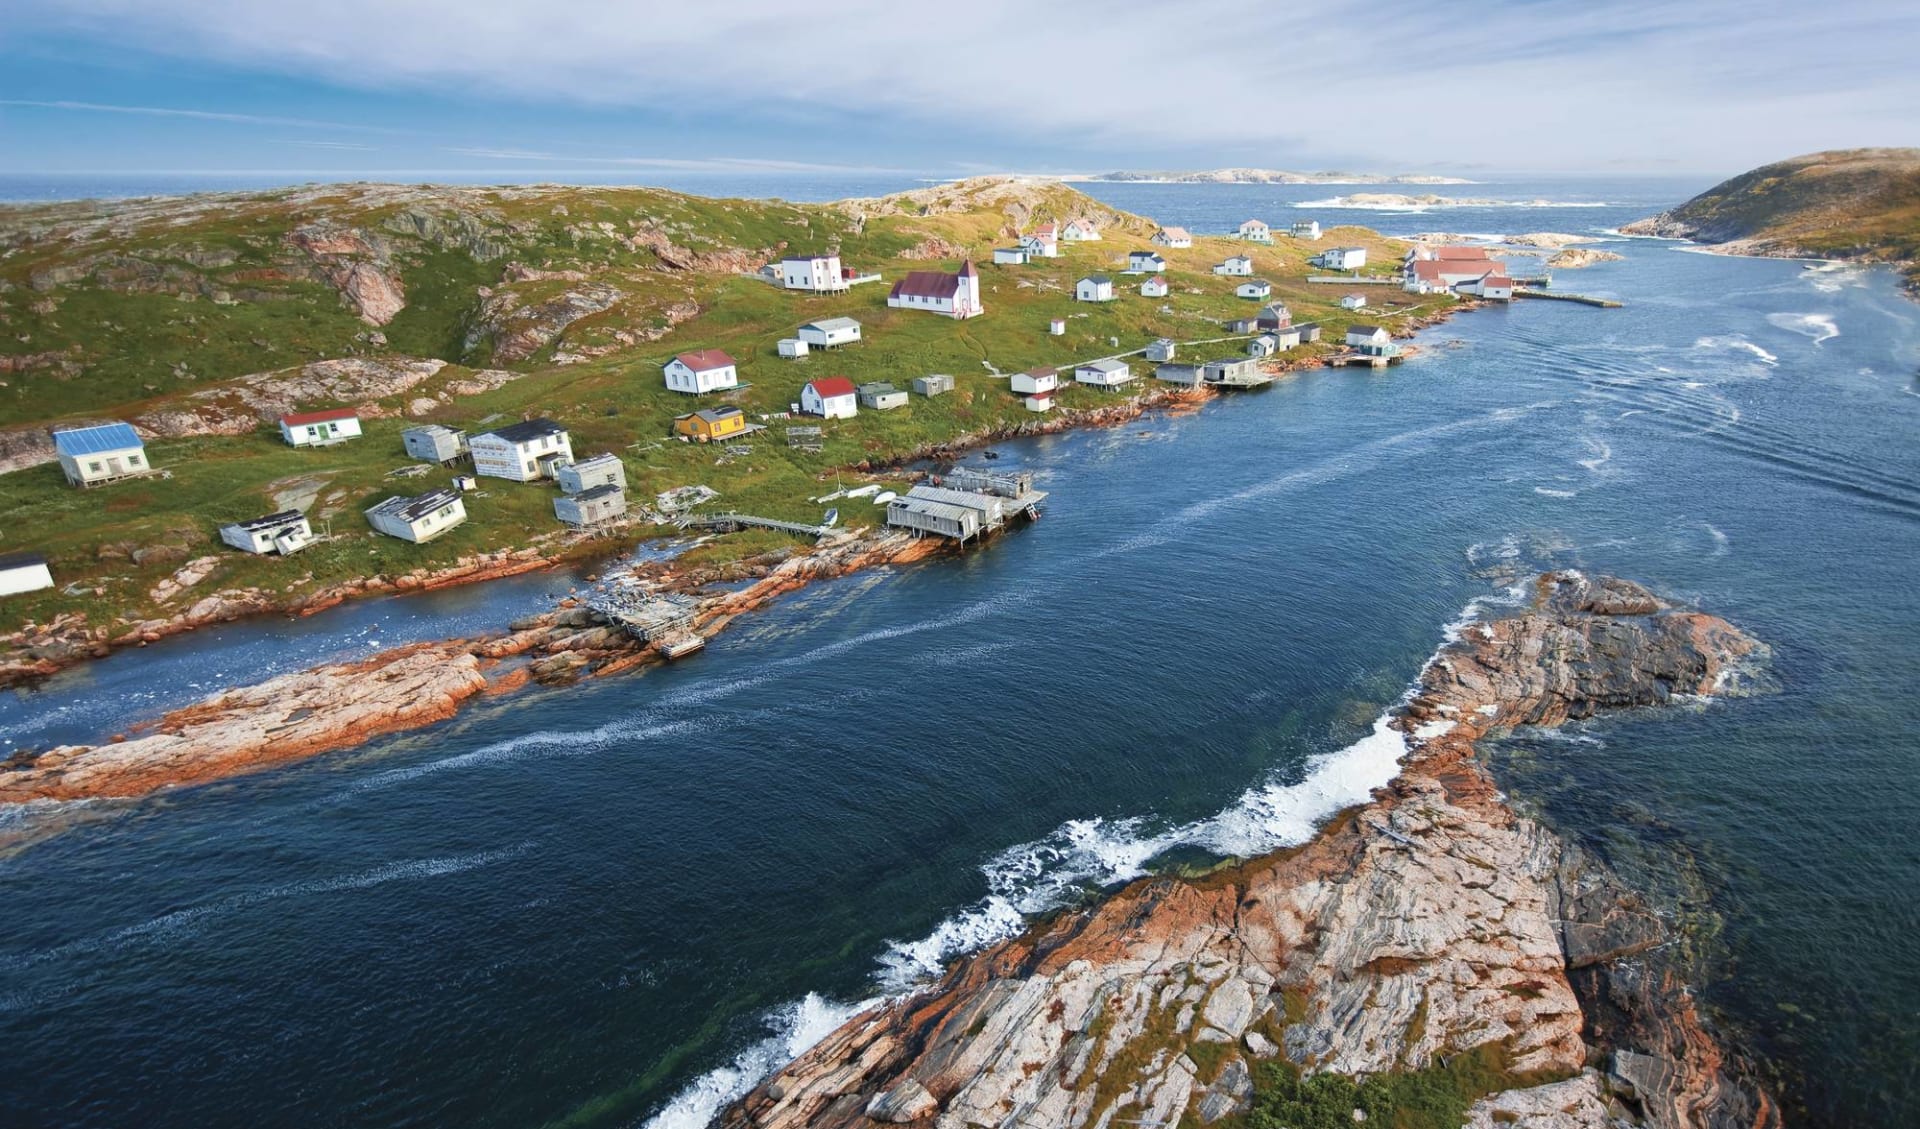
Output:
(1083, 169), (1476, 185)
(1623, 147), (1920, 291)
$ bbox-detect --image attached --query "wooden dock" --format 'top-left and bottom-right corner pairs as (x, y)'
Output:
(1514, 288), (1622, 308)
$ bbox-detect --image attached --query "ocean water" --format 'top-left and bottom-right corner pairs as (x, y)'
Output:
(2, 176), (1918, 1128)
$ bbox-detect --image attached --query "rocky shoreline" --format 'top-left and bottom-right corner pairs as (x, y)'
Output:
(718, 572), (1779, 1129)
(0, 526), (945, 805)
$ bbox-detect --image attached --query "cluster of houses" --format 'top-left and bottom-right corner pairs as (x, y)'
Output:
(1403, 244), (1514, 300)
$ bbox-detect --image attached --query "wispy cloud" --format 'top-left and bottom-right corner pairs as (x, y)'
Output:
(270, 139), (380, 151)
(0, 98), (392, 132)
(8, 1), (1920, 169)
(439, 146), (903, 173)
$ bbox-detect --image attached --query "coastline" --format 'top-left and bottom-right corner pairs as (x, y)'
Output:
(716, 572), (1780, 1129)
(0, 375), (1261, 807)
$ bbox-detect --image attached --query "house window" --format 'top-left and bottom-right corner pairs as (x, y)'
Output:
(88, 460), (102, 473)
(525, 461), (537, 474)
(127, 454), (142, 466)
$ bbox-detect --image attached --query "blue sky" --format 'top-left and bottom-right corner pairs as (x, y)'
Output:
(2, 0), (1916, 178)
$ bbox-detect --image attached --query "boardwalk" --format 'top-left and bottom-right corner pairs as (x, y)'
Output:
(678, 512), (834, 538)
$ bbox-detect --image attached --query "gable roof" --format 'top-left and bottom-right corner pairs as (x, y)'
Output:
(781, 253), (837, 264)
(51, 422), (142, 456)
(672, 349), (736, 372)
(478, 417), (567, 445)
(1480, 275), (1514, 287)
(280, 408), (359, 427)
(1079, 275), (1113, 286)
(802, 316), (862, 332)
(890, 270), (964, 300)
(807, 376), (857, 398)
(693, 407), (744, 424)
(1158, 227), (1191, 239)
(0, 550), (49, 572)
(226, 510), (308, 533)
(368, 487), (462, 523)
(1079, 359), (1128, 373)
(1240, 219), (1269, 229)
(1349, 324), (1387, 336)
(1433, 245), (1492, 259)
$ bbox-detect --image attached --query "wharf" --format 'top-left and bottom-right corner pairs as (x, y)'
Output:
(1514, 288), (1622, 308)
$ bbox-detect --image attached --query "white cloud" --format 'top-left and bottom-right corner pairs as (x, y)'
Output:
(0, 98), (387, 132)
(9, 0), (1920, 169)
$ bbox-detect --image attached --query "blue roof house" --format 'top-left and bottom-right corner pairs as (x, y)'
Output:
(51, 422), (150, 487)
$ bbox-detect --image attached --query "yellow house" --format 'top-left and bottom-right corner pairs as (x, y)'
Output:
(674, 407), (748, 442)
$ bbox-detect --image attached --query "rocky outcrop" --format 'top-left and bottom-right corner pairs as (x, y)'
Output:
(287, 224), (407, 325)
(1548, 248), (1627, 269)
(466, 283), (624, 364)
(720, 573), (1777, 1129)
(130, 356), (454, 437)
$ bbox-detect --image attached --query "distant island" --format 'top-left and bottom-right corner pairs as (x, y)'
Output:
(1075, 168), (1477, 185)
(1623, 147), (1920, 290)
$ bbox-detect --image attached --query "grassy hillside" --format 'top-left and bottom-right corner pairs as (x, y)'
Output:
(0, 177), (1439, 639)
(1623, 148), (1920, 286)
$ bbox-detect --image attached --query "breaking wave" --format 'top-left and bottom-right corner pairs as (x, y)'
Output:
(640, 993), (879, 1129)
(1294, 196), (1611, 210)
(1693, 335), (1779, 366)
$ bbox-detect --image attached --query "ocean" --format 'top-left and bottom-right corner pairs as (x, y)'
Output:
(1, 173), (1917, 1128)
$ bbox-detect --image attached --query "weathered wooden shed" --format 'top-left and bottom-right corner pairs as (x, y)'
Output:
(219, 510), (314, 555)
(402, 424), (467, 464)
(858, 382), (908, 410)
(554, 483), (628, 527)
(555, 453), (627, 495)
(912, 374), (955, 397)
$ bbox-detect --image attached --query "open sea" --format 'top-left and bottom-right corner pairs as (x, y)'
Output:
(2, 173), (1917, 1128)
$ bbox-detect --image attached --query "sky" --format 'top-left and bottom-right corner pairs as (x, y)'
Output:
(1, 0), (1916, 180)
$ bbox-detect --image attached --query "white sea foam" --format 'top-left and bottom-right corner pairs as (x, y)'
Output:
(1693, 335), (1778, 366)
(639, 993), (878, 1129)
(1534, 487), (1577, 498)
(1765, 312), (1840, 344)
(1578, 435), (1613, 474)
(873, 714), (1415, 993)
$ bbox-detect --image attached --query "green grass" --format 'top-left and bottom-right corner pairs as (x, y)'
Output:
(0, 181), (1443, 639)
(1241, 1043), (1568, 1129)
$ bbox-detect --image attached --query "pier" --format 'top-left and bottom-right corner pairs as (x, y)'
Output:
(1514, 288), (1622, 308)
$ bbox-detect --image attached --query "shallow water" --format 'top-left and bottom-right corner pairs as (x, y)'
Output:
(2, 177), (1918, 1128)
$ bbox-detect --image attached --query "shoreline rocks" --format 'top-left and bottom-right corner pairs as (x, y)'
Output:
(717, 573), (1778, 1129)
(0, 529), (946, 806)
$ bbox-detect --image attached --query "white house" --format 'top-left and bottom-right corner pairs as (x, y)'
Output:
(1140, 275), (1169, 298)
(1019, 234), (1058, 259)
(777, 338), (810, 358)
(663, 349), (739, 394)
(554, 484), (627, 528)
(1463, 272), (1515, 301)
(1236, 279), (1274, 299)
(555, 453), (627, 495)
(1127, 250), (1167, 274)
(1247, 334), (1278, 359)
(1074, 359), (1134, 388)
(1346, 325), (1398, 355)
(1406, 256), (1510, 295)
(366, 487), (467, 543)
(1214, 255), (1254, 276)
(800, 377), (859, 419)
(1075, 275), (1116, 302)
(993, 247), (1028, 265)
(887, 261), (983, 318)
(1237, 219), (1272, 243)
(219, 510), (314, 555)
(797, 317), (862, 348)
(1291, 221), (1321, 241)
(1011, 367), (1058, 396)
(1256, 303), (1291, 330)
(1270, 326), (1303, 349)
(402, 424), (466, 464)
(0, 551), (54, 597)
(278, 408), (361, 448)
(1341, 293), (1368, 310)
(1314, 247), (1368, 271)
(1061, 219), (1102, 242)
(470, 418), (573, 482)
(1146, 338), (1178, 362)
(1151, 227), (1193, 249)
(51, 421), (149, 488)
(778, 254), (845, 292)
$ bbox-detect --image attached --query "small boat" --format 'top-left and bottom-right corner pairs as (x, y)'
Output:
(822, 507), (839, 527)
(872, 491), (898, 505)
